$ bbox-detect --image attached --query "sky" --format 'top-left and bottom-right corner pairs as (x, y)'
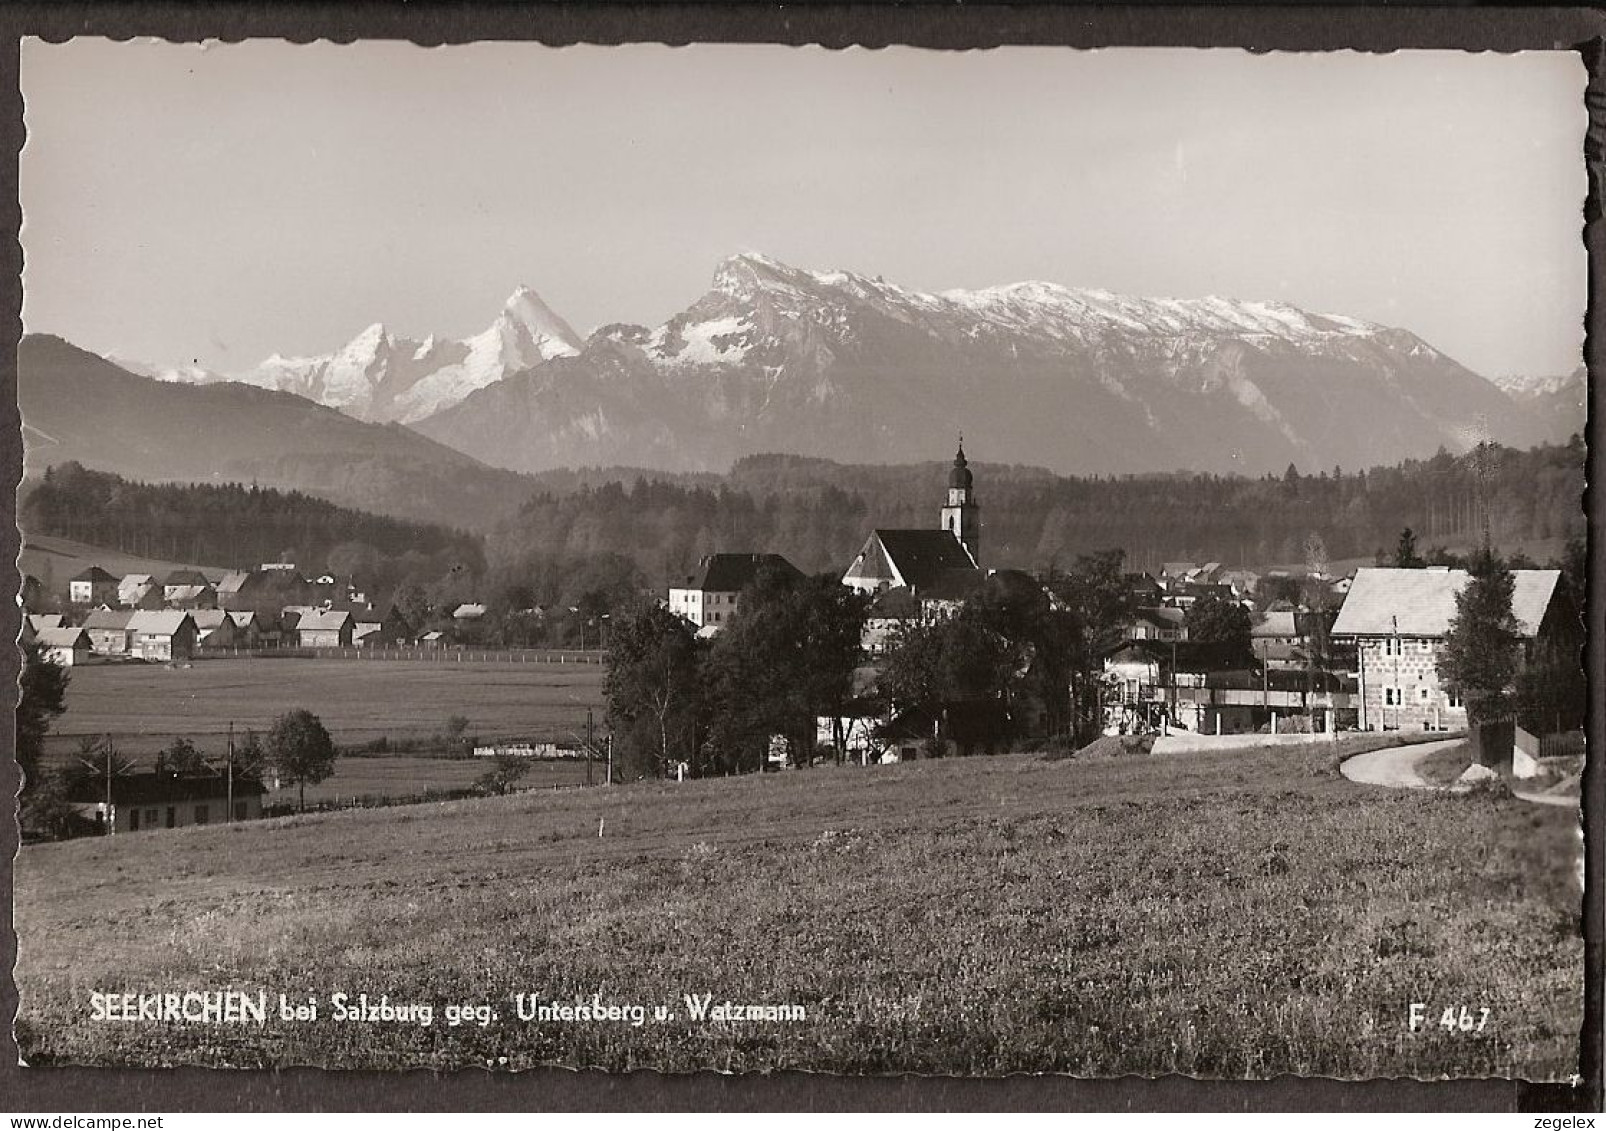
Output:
(19, 40), (1588, 379)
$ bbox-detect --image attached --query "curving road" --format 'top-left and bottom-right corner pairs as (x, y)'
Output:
(1339, 738), (1465, 791)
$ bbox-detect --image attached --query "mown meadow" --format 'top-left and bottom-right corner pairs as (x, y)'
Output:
(13, 738), (1584, 1077)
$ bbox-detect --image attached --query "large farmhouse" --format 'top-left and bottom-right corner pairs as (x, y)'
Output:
(668, 553), (805, 629)
(66, 771), (267, 834)
(1330, 566), (1566, 732)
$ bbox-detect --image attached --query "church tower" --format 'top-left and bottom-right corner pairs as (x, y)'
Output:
(940, 441), (980, 567)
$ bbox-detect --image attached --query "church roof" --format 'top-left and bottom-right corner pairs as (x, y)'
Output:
(864, 529), (978, 590)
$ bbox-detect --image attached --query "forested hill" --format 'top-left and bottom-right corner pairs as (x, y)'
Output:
(491, 439), (1586, 586)
(19, 463), (485, 588)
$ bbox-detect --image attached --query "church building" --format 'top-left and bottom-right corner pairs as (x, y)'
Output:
(842, 443), (983, 596)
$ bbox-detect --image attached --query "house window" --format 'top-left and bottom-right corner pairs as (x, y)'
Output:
(1446, 688), (1464, 709)
(1384, 687), (1403, 706)
(1418, 687), (1431, 702)
(146, 808), (159, 827)
(165, 807), (176, 828)
(129, 808), (140, 832)
(233, 801), (248, 821)
(194, 804), (209, 825)
(1384, 638), (1402, 656)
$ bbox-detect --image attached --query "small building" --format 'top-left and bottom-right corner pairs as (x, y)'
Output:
(668, 552), (805, 628)
(70, 566), (120, 607)
(66, 771), (267, 834)
(190, 609), (238, 649)
(126, 610), (198, 662)
(452, 603), (487, 622)
(82, 608), (135, 655)
(1331, 566), (1566, 732)
(35, 626), (92, 666)
(27, 613), (66, 635)
(420, 630), (446, 648)
(296, 609), (354, 648)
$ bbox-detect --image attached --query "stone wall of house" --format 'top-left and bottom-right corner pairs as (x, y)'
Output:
(1357, 637), (1466, 731)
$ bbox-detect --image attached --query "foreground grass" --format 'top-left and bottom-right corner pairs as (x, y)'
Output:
(14, 742), (1584, 1077)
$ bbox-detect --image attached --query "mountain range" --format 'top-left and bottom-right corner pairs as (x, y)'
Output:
(54, 253), (1586, 479)
(117, 286), (582, 425)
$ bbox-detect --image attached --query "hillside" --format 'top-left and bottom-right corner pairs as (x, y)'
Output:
(413, 253), (1553, 477)
(19, 531), (226, 590)
(13, 742), (1582, 1075)
(16, 335), (538, 531)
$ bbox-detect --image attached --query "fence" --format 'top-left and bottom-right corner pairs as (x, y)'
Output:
(1538, 729), (1586, 761)
(196, 645), (607, 664)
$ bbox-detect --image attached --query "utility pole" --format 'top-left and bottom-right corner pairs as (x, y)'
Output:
(606, 734), (613, 786)
(585, 707), (595, 787)
(226, 720), (234, 823)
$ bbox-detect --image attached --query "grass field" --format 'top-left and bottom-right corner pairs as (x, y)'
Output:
(13, 739), (1584, 1076)
(43, 657), (608, 764)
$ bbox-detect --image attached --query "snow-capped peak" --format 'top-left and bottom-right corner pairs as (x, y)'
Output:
(497, 285), (584, 354)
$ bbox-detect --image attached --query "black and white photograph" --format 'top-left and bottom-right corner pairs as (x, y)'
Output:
(6, 32), (1594, 1091)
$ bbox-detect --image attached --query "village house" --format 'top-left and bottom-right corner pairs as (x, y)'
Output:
(166, 583), (219, 611)
(82, 608), (135, 655)
(161, 569), (212, 602)
(226, 610), (263, 648)
(296, 609), (354, 648)
(354, 605), (412, 647)
(1331, 566), (1566, 732)
(35, 626), (92, 666)
(69, 566), (120, 607)
(126, 610), (198, 662)
(117, 573), (165, 609)
(668, 552), (806, 629)
(1125, 606), (1187, 642)
(190, 609), (238, 649)
(27, 613), (65, 635)
(215, 570), (260, 609)
(66, 771), (267, 834)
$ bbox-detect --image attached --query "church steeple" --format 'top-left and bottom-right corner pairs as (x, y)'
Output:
(940, 437), (980, 567)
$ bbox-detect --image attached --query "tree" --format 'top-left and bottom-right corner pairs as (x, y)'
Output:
(877, 609), (1015, 757)
(1436, 545), (1521, 723)
(157, 736), (208, 775)
(476, 752), (532, 796)
(267, 709), (338, 812)
(1047, 550), (1128, 742)
(1184, 592), (1254, 665)
(606, 602), (703, 779)
(444, 714), (472, 756)
(1394, 528), (1425, 568)
(16, 644), (70, 799)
